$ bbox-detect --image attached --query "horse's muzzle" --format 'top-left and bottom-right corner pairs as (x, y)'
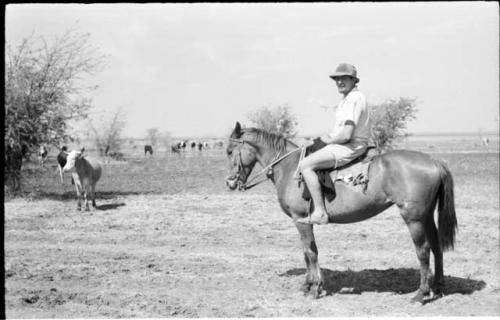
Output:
(225, 175), (239, 190)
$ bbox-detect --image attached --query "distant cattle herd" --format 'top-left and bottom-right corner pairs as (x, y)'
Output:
(170, 139), (224, 154)
(11, 139), (226, 208)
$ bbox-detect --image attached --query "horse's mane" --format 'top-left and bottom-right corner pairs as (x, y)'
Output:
(242, 127), (297, 153)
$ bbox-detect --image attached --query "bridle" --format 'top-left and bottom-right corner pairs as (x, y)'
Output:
(228, 137), (301, 191)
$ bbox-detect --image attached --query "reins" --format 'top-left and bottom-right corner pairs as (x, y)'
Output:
(229, 137), (302, 191)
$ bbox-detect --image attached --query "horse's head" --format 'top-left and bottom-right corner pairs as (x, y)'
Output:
(225, 122), (259, 191)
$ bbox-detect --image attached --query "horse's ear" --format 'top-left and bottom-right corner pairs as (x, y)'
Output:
(235, 122), (242, 134)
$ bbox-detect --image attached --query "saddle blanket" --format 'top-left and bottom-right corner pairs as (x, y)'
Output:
(299, 137), (373, 202)
(300, 159), (371, 204)
(331, 159), (371, 194)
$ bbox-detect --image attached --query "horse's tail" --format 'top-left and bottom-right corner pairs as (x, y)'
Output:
(434, 160), (458, 251)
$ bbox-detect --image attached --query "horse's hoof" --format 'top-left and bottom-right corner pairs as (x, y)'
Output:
(431, 285), (444, 297)
(300, 282), (312, 294)
(425, 290), (444, 303)
(410, 290), (428, 304)
(310, 284), (323, 299)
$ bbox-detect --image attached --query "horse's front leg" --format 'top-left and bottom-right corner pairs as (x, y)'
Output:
(295, 221), (323, 298)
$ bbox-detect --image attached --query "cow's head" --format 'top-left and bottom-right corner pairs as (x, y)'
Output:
(63, 148), (85, 172)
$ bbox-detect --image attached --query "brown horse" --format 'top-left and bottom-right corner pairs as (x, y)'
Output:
(225, 122), (457, 303)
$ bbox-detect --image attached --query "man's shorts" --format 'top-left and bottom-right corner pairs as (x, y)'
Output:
(322, 143), (368, 168)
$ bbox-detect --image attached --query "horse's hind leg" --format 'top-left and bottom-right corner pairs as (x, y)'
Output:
(426, 218), (444, 296)
(400, 204), (432, 303)
(295, 222), (323, 298)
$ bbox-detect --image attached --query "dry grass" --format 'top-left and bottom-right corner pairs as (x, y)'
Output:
(4, 138), (499, 317)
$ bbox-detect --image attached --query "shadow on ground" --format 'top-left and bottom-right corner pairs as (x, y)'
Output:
(15, 190), (162, 201)
(280, 268), (486, 296)
(96, 202), (126, 211)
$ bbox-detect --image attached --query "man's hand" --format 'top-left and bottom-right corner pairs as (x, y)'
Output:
(319, 135), (332, 144)
(302, 139), (315, 148)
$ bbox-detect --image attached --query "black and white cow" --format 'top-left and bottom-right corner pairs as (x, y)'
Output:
(57, 146), (70, 184)
(176, 140), (187, 151)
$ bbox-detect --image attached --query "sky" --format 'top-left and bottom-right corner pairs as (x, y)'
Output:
(5, 2), (499, 138)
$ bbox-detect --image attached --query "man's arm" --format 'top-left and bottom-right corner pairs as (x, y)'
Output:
(321, 121), (355, 144)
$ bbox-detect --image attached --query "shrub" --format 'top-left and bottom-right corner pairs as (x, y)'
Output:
(247, 104), (298, 138)
(370, 97), (417, 151)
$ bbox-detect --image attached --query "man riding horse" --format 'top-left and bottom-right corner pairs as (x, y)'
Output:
(297, 63), (372, 225)
(225, 64), (457, 302)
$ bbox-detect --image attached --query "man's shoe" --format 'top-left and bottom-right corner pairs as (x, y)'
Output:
(297, 212), (329, 225)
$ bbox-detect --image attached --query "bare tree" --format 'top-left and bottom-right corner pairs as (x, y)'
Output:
(160, 131), (173, 155)
(5, 27), (106, 190)
(87, 107), (127, 157)
(146, 127), (160, 146)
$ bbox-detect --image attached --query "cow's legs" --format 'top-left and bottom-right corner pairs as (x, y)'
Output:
(74, 183), (82, 211)
(58, 165), (64, 184)
(72, 173), (82, 211)
(91, 183), (97, 208)
(84, 192), (89, 211)
(83, 183), (90, 211)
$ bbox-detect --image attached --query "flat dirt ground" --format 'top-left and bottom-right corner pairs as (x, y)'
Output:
(4, 138), (500, 317)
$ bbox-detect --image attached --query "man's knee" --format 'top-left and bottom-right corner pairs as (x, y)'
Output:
(299, 158), (314, 172)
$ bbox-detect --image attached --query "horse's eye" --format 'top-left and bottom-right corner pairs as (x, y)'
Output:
(227, 150), (232, 156)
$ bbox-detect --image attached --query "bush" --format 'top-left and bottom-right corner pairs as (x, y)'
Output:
(247, 104), (298, 138)
(370, 97), (417, 151)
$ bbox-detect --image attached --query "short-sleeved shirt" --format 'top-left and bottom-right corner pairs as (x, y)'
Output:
(330, 87), (372, 146)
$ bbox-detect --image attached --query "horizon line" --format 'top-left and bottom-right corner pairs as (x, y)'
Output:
(117, 130), (499, 140)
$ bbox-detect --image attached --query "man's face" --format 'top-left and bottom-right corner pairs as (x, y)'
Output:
(334, 76), (356, 95)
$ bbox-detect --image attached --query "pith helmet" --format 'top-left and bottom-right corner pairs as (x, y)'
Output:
(329, 63), (359, 83)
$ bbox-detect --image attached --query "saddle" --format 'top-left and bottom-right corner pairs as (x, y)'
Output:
(300, 138), (379, 203)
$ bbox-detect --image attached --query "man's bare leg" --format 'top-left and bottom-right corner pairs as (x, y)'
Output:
(296, 148), (335, 225)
